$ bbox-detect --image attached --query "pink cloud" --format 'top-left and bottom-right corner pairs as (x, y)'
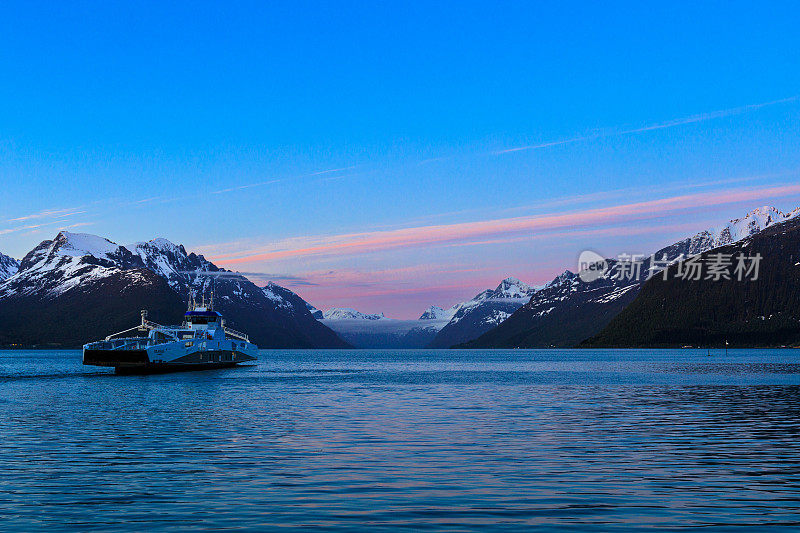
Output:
(212, 183), (800, 266)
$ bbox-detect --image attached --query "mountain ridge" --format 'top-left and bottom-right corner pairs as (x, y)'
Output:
(0, 231), (348, 348)
(426, 276), (538, 348)
(461, 206), (799, 349)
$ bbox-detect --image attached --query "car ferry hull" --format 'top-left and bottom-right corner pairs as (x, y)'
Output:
(83, 348), (256, 374)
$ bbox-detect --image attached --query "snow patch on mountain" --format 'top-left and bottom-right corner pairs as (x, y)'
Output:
(262, 282), (293, 310)
(0, 253), (19, 281)
(56, 232), (123, 260)
(482, 309), (512, 325)
(545, 270), (578, 289)
(493, 277), (536, 298)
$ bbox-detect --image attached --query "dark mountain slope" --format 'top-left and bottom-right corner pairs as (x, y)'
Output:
(583, 218), (800, 348)
(462, 207), (799, 349)
(0, 268), (184, 347)
(460, 268), (641, 348)
(258, 282), (350, 348)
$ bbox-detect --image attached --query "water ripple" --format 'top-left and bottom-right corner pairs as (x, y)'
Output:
(1, 349), (800, 530)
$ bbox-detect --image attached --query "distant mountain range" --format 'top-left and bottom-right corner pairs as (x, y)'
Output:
(322, 308), (387, 321)
(0, 232), (348, 348)
(2, 206), (797, 349)
(318, 306), (446, 348)
(314, 277), (538, 348)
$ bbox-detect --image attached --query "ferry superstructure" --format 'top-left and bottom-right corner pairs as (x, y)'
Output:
(83, 297), (258, 374)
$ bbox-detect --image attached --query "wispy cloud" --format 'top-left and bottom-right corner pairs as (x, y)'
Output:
(439, 220), (708, 250)
(208, 182), (800, 265)
(263, 274), (319, 286)
(308, 166), (357, 176)
(211, 165), (358, 194)
(7, 207), (86, 223)
(0, 220), (61, 236)
(57, 222), (94, 230)
(493, 136), (593, 155)
(621, 96), (799, 134)
(493, 96), (799, 155)
(212, 179), (282, 195)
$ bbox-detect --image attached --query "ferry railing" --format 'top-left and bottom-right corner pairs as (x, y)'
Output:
(86, 337), (152, 351)
(104, 311), (180, 342)
(223, 326), (249, 342)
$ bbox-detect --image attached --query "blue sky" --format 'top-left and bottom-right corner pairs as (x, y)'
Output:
(1, 1), (800, 317)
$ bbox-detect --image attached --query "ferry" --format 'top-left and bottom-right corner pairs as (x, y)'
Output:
(83, 296), (258, 374)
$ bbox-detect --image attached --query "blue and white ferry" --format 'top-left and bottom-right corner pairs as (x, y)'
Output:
(83, 297), (258, 374)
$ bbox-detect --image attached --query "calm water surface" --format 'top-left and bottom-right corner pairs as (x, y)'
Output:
(1, 349), (800, 531)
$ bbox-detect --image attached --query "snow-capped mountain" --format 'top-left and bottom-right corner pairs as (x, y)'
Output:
(128, 238), (217, 291)
(319, 313), (447, 348)
(0, 252), (19, 281)
(322, 308), (386, 321)
(0, 231), (348, 348)
(126, 239), (344, 348)
(0, 232), (148, 301)
(493, 277), (540, 298)
(464, 206), (800, 348)
(0, 232), (183, 347)
(419, 305), (457, 321)
(54, 233), (125, 260)
(662, 206), (800, 258)
(427, 277), (538, 348)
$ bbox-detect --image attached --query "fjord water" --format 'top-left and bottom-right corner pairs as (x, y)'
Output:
(2, 350), (800, 530)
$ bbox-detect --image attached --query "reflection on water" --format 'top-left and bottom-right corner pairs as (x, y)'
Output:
(1, 349), (800, 530)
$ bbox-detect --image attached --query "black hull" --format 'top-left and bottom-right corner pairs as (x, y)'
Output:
(84, 349), (149, 367)
(83, 348), (255, 375)
(114, 362), (242, 375)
